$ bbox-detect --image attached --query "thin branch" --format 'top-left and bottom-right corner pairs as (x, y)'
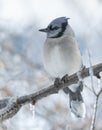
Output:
(0, 63), (102, 122)
(84, 84), (95, 94)
(90, 80), (102, 130)
(90, 88), (102, 130)
(87, 49), (102, 130)
(87, 48), (96, 95)
(90, 95), (99, 130)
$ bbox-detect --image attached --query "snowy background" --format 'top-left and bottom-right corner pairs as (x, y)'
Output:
(0, 0), (102, 130)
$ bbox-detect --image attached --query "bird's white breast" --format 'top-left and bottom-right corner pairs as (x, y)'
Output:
(43, 36), (82, 78)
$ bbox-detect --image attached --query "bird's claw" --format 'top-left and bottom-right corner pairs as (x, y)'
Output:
(61, 74), (69, 83)
(54, 77), (64, 88)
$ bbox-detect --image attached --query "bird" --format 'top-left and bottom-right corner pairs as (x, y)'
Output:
(39, 17), (86, 118)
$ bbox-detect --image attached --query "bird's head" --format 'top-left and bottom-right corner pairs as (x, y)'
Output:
(39, 17), (70, 38)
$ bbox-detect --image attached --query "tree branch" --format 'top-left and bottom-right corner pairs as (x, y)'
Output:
(90, 84), (102, 130)
(0, 63), (102, 122)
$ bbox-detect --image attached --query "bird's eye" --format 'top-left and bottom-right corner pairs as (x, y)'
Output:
(53, 26), (59, 30)
(49, 25), (53, 30)
(49, 25), (59, 30)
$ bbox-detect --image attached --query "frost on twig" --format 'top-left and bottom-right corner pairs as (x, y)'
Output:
(87, 49), (102, 130)
(89, 66), (101, 129)
(90, 83), (102, 130)
(0, 97), (21, 122)
(87, 48), (96, 95)
(0, 63), (102, 122)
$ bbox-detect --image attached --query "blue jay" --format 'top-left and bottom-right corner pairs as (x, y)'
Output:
(39, 17), (86, 118)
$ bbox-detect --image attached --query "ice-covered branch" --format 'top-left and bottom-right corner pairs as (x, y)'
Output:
(0, 63), (102, 122)
(90, 82), (102, 130)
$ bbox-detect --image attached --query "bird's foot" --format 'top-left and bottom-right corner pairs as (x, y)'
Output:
(54, 77), (64, 88)
(61, 74), (69, 83)
(61, 74), (69, 94)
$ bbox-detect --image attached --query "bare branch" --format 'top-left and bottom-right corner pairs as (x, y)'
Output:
(90, 79), (102, 130)
(0, 63), (102, 122)
(90, 96), (99, 130)
(87, 49), (96, 95)
(0, 98), (21, 121)
(89, 87), (102, 130)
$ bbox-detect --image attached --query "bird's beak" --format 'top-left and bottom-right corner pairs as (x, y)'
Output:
(39, 28), (48, 32)
(66, 17), (70, 20)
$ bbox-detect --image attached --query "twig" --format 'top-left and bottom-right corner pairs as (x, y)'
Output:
(90, 88), (102, 130)
(0, 63), (102, 122)
(90, 95), (99, 130)
(84, 84), (95, 94)
(87, 48), (96, 95)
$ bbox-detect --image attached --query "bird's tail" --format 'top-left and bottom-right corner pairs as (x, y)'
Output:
(68, 84), (86, 118)
(62, 72), (86, 118)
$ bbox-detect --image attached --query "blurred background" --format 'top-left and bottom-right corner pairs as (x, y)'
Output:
(0, 0), (102, 130)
